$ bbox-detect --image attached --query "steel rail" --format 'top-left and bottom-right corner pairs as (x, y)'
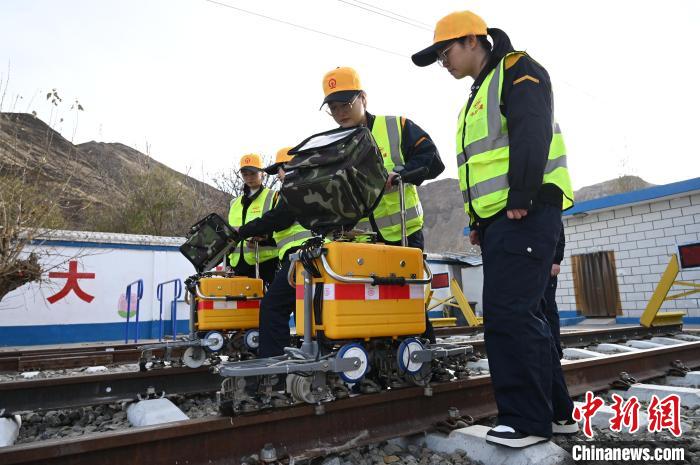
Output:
(436, 323), (683, 349)
(0, 367), (221, 412)
(1, 340), (699, 465)
(0, 324), (683, 372)
(0, 345), (184, 372)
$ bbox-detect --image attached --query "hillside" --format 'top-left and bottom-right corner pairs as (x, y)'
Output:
(0, 112), (230, 235)
(1, 111), (656, 250)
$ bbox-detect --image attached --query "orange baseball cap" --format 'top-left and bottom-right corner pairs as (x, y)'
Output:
(239, 153), (263, 172)
(412, 11), (488, 67)
(321, 67), (362, 108)
(263, 147), (294, 174)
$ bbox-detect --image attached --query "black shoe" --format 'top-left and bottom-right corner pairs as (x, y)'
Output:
(485, 425), (548, 448)
(552, 418), (579, 435)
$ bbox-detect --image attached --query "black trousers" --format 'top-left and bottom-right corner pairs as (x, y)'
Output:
(543, 275), (563, 359)
(480, 204), (573, 437)
(258, 259), (295, 357)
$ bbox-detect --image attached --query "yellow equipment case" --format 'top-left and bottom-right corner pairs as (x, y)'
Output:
(195, 276), (263, 331)
(295, 241), (426, 339)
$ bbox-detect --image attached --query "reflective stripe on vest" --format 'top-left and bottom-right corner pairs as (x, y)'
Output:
(456, 52), (574, 220)
(272, 222), (314, 260)
(354, 204), (423, 232)
(228, 188), (277, 266)
(365, 115), (424, 242)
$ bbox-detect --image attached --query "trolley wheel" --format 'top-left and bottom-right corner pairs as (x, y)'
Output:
(203, 331), (225, 352)
(337, 343), (369, 383)
(288, 374), (315, 404)
(182, 346), (206, 369)
(397, 337), (425, 374)
(243, 329), (260, 351)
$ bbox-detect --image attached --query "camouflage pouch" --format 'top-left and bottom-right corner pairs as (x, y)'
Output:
(179, 213), (240, 272)
(281, 127), (387, 234)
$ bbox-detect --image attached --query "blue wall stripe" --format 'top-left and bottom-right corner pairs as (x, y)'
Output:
(463, 177), (700, 235)
(616, 316), (700, 325)
(0, 320), (190, 346)
(558, 310), (580, 318)
(565, 177), (700, 216)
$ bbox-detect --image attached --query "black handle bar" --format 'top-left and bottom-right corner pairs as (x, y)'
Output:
(391, 166), (429, 186)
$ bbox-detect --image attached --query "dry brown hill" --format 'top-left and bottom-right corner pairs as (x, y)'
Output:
(0, 112), (230, 235)
(1, 111), (654, 248)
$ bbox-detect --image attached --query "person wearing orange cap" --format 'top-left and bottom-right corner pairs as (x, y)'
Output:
(237, 148), (315, 358)
(412, 11), (576, 447)
(320, 66), (444, 253)
(226, 153), (279, 287)
(320, 66), (444, 344)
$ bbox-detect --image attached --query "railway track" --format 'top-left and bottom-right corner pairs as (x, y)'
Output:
(0, 324), (684, 372)
(0, 344), (182, 372)
(0, 325), (688, 414)
(0, 367), (221, 412)
(1, 334), (698, 465)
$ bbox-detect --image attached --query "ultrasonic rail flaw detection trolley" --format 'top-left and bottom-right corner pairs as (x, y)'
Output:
(209, 126), (472, 415)
(138, 214), (265, 369)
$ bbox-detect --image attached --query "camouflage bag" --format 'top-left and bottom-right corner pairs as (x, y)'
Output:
(179, 213), (240, 272)
(281, 127), (387, 234)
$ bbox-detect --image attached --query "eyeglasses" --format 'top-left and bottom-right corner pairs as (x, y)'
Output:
(437, 41), (457, 67)
(325, 93), (361, 116)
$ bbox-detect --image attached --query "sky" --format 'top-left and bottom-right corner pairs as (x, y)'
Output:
(1, 0), (699, 190)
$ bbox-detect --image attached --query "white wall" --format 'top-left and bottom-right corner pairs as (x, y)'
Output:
(557, 193), (700, 320)
(0, 235), (193, 329)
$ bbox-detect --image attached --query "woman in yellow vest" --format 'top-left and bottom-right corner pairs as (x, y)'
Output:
(320, 67), (443, 251)
(236, 148), (315, 357)
(225, 153), (279, 287)
(412, 11), (576, 448)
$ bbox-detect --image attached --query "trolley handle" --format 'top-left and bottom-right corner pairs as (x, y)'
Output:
(287, 258), (298, 288)
(390, 166), (428, 186)
(320, 254), (432, 285)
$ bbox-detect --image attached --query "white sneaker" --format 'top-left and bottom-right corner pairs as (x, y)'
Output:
(485, 425), (549, 448)
(552, 419), (579, 435)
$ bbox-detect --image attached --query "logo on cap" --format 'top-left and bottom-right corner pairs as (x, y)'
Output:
(328, 78), (337, 89)
(243, 156), (252, 164)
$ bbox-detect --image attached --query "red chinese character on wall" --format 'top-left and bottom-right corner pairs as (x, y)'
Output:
(609, 393), (641, 433)
(47, 260), (95, 304)
(648, 394), (682, 437)
(572, 391), (605, 438)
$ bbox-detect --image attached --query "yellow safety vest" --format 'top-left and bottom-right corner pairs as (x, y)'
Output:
(272, 222), (314, 261)
(456, 52), (574, 223)
(228, 188), (278, 266)
(356, 115), (424, 242)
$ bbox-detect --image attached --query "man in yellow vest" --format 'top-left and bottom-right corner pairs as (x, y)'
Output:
(321, 67), (443, 343)
(412, 11), (577, 447)
(237, 148), (315, 357)
(226, 153), (278, 287)
(320, 67), (444, 251)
